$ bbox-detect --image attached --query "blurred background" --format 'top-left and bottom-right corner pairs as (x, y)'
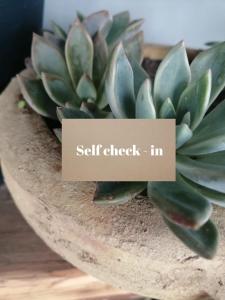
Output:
(44, 0), (225, 49)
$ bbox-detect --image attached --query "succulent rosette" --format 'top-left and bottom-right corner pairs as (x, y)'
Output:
(18, 10), (225, 259)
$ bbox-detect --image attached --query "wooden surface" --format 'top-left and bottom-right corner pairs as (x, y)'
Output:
(0, 184), (148, 300)
(144, 43), (200, 61)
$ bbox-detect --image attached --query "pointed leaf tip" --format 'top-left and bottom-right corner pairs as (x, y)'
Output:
(154, 41), (191, 111)
(106, 42), (135, 118)
(177, 69), (212, 130)
(65, 21), (94, 86)
(18, 75), (57, 120)
(165, 218), (218, 259)
(148, 173), (212, 230)
(159, 98), (176, 119)
(136, 79), (156, 119)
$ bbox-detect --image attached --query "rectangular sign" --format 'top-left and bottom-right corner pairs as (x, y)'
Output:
(62, 119), (176, 181)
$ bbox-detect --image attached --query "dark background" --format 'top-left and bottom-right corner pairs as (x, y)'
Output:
(0, 0), (44, 184)
(0, 0), (44, 91)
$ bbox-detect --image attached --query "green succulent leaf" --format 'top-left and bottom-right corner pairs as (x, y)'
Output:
(177, 154), (225, 193)
(136, 79), (156, 119)
(96, 73), (108, 109)
(76, 74), (97, 100)
(93, 32), (108, 86)
(83, 10), (112, 37)
(128, 56), (149, 97)
(178, 100), (225, 155)
(177, 70), (212, 130)
(182, 175), (225, 208)
(191, 41), (225, 105)
(159, 98), (176, 119)
(148, 173), (212, 229)
(43, 32), (65, 51)
(56, 106), (91, 122)
(176, 124), (193, 149)
(66, 21), (94, 86)
(154, 41), (191, 111)
(51, 21), (67, 40)
(124, 19), (144, 40)
(106, 43), (135, 118)
(205, 41), (219, 47)
(197, 150), (225, 164)
(180, 111), (191, 127)
(42, 73), (80, 107)
(80, 101), (109, 118)
(77, 11), (85, 22)
(17, 75), (57, 120)
(106, 11), (130, 47)
(164, 218), (218, 259)
(53, 128), (62, 142)
(94, 181), (146, 205)
(124, 31), (144, 64)
(32, 34), (69, 80)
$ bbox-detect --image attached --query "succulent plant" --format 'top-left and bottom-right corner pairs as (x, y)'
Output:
(17, 9), (225, 259)
(94, 41), (225, 259)
(18, 10), (144, 122)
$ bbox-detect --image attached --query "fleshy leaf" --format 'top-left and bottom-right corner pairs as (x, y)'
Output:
(128, 56), (149, 97)
(77, 11), (85, 22)
(80, 101), (109, 118)
(93, 32), (108, 86)
(106, 43), (135, 118)
(148, 173), (212, 229)
(65, 21), (93, 86)
(176, 124), (193, 149)
(18, 75), (57, 120)
(164, 218), (218, 259)
(178, 100), (225, 155)
(159, 98), (176, 119)
(43, 32), (64, 51)
(53, 128), (62, 142)
(191, 41), (225, 105)
(182, 175), (225, 208)
(32, 34), (69, 80)
(76, 74), (97, 100)
(106, 11), (130, 47)
(94, 182), (146, 205)
(42, 73), (80, 106)
(96, 72), (108, 109)
(123, 19), (144, 40)
(51, 21), (67, 40)
(181, 111), (191, 127)
(205, 41), (219, 47)
(124, 31), (144, 64)
(56, 107), (91, 122)
(197, 150), (225, 164)
(177, 70), (212, 130)
(177, 154), (225, 193)
(83, 10), (112, 37)
(154, 41), (191, 110)
(136, 79), (156, 119)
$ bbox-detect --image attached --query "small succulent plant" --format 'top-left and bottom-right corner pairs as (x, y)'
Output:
(18, 10), (144, 123)
(94, 41), (225, 259)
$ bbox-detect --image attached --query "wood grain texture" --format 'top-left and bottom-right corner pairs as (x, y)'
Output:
(0, 185), (145, 300)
